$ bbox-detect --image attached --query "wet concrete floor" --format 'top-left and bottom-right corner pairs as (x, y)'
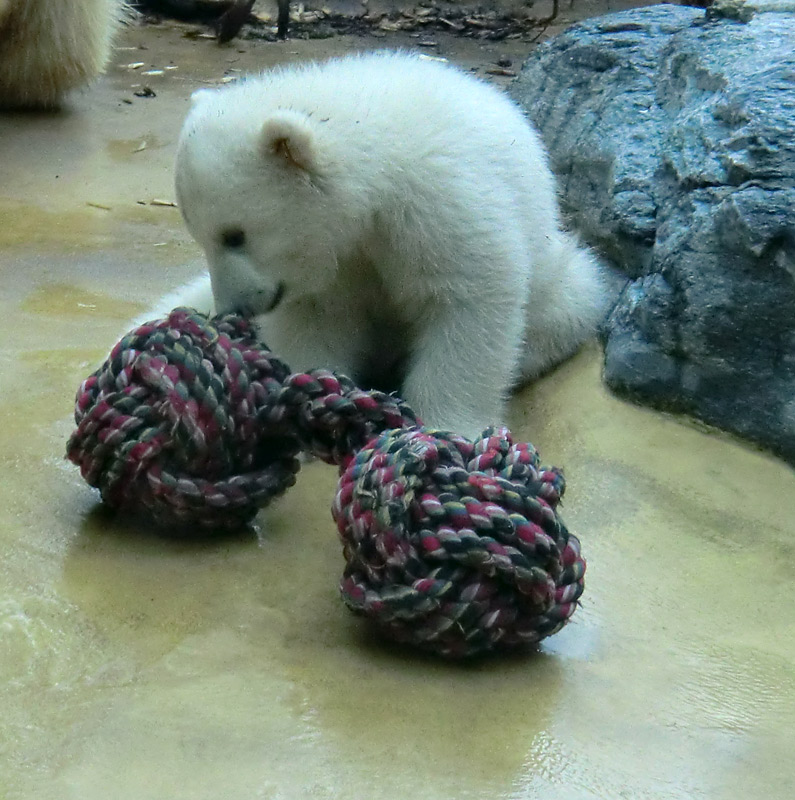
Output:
(1, 16), (794, 800)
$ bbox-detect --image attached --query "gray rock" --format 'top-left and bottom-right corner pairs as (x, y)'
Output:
(511, 3), (795, 464)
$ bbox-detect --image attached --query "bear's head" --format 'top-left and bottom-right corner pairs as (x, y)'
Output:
(175, 85), (366, 317)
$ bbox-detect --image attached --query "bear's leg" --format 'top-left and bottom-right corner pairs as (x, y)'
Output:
(401, 299), (524, 440)
(132, 273), (214, 332)
(517, 233), (609, 382)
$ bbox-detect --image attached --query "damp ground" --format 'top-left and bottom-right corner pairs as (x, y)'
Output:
(1, 8), (794, 800)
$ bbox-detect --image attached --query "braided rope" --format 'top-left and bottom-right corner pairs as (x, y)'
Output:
(334, 427), (584, 656)
(69, 310), (298, 529)
(67, 308), (585, 655)
(267, 370), (419, 467)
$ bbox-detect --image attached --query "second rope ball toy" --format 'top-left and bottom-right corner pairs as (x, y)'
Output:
(335, 427), (584, 656)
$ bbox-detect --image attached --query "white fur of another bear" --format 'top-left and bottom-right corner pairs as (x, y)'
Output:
(0, 0), (128, 108)
(174, 51), (608, 439)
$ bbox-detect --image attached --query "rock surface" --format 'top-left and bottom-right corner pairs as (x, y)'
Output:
(511, 2), (795, 464)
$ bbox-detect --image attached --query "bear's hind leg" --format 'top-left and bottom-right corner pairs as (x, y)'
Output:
(517, 234), (609, 383)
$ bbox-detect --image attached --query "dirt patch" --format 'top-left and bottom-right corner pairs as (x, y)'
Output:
(135, 0), (662, 45)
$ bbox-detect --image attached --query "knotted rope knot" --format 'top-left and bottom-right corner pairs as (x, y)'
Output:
(270, 370), (419, 467)
(334, 427), (584, 656)
(69, 309), (299, 529)
(67, 308), (585, 656)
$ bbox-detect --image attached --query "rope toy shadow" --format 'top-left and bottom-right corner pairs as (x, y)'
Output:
(67, 308), (585, 657)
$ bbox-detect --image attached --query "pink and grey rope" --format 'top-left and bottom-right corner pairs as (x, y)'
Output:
(67, 308), (585, 656)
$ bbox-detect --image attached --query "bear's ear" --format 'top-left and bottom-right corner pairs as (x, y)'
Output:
(260, 110), (317, 174)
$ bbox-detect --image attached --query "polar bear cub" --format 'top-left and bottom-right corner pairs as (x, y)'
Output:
(173, 51), (607, 439)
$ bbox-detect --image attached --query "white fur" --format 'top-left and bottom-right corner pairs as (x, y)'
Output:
(173, 52), (608, 439)
(0, 0), (128, 108)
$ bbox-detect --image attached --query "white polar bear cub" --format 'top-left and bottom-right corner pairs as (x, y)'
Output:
(174, 51), (607, 440)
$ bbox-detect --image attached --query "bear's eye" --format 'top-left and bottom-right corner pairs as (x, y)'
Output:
(220, 228), (246, 249)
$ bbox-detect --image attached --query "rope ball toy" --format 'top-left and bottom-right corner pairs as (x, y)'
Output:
(67, 308), (585, 657)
